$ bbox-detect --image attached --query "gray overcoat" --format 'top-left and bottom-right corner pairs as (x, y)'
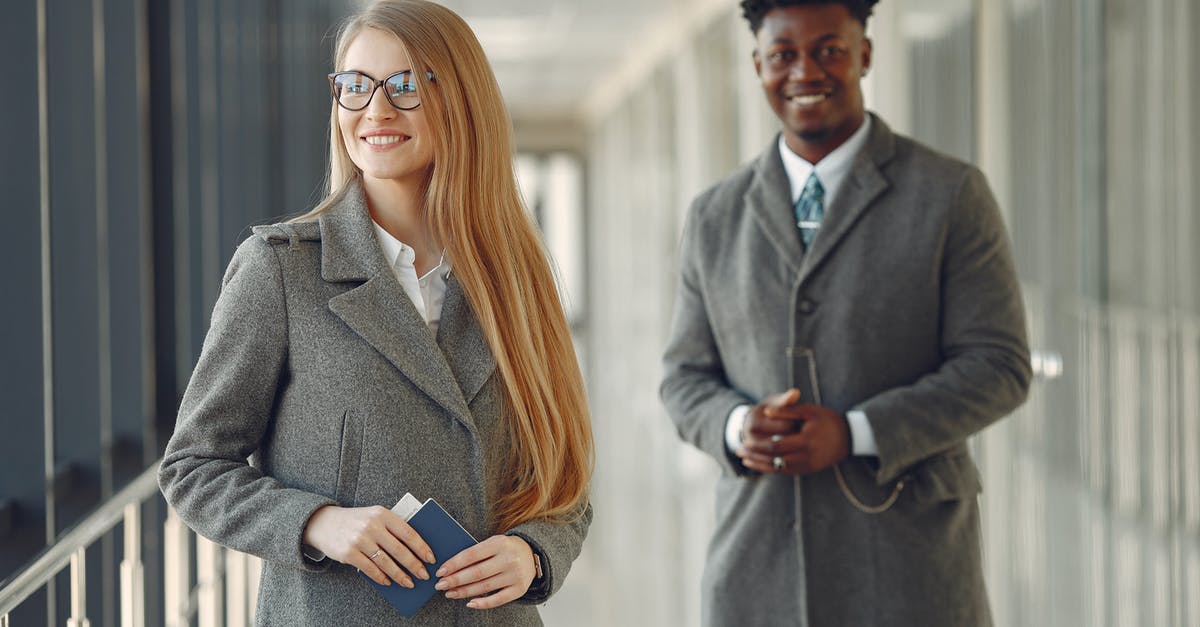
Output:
(660, 115), (1031, 627)
(159, 183), (590, 626)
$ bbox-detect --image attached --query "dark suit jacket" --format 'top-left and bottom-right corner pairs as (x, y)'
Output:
(159, 183), (590, 626)
(661, 114), (1031, 627)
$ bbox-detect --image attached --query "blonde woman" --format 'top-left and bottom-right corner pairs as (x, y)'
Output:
(158, 1), (593, 624)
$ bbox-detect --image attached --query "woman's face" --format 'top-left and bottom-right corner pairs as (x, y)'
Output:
(337, 28), (435, 187)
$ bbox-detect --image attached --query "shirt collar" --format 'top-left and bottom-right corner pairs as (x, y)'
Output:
(778, 115), (873, 207)
(371, 220), (451, 279)
(372, 220), (404, 268)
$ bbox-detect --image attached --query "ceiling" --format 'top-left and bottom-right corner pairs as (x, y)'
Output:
(436, 0), (731, 131)
(428, 0), (972, 149)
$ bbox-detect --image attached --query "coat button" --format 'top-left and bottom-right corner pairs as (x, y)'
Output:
(797, 298), (817, 314)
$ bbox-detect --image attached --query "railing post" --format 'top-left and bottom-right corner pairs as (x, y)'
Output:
(224, 548), (247, 627)
(120, 503), (145, 627)
(246, 554), (261, 624)
(163, 508), (190, 627)
(2, 611), (9, 626)
(196, 536), (224, 627)
(65, 547), (91, 627)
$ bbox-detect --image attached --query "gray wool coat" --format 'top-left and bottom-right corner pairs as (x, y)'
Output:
(660, 115), (1031, 627)
(159, 183), (590, 626)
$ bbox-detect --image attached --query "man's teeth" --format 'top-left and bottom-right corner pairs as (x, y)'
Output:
(365, 135), (404, 145)
(791, 94), (827, 106)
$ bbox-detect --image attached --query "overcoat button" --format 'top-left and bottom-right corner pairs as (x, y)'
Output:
(798, 299), (817, 314)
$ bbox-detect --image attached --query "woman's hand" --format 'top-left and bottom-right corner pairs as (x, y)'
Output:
(302, 505), (437, 587)
(434, 535), (537, 609)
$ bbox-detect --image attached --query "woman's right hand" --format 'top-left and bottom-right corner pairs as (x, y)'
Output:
(302, 505), (437, 587)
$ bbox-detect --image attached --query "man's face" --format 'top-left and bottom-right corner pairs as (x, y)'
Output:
(754, 3), (871, 163)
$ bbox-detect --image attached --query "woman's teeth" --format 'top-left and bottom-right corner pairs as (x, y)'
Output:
(365, 135), (403, 145)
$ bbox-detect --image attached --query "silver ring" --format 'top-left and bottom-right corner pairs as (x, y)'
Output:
(770, 434), (783, 443)
(773, 456), (786, 471)
(369, 549), (384, 560)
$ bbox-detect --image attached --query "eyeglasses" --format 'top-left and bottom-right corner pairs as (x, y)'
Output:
(327, 70), (435, 111)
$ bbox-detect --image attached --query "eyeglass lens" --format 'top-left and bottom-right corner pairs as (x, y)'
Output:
(331, 71), (421, 110)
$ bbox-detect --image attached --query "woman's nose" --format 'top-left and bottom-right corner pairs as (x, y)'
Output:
(364, 86), (397, 119)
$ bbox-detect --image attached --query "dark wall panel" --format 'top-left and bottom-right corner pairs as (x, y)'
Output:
(46, 0), (103, 535)
(0, 0), (48, 595)
(103, 0), (153, 484)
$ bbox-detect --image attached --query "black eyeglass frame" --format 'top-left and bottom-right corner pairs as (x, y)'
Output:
(327, 70), (436, 111)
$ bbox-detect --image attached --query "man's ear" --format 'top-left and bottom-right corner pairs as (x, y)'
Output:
(860, 37), (872, 76)
(752, 49), (762, 76)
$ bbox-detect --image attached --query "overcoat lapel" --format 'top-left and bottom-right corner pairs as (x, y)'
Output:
(796, 117), (896, 285)
(747, 117), (899, 287)
(319, 184), (480, 434)
(436, 276), (496, 405)
(745, 146), (806, 273)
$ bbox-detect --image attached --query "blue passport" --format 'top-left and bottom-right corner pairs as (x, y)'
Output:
(362, 495), (478, 618)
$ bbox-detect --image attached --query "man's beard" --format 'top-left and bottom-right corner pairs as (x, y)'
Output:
(798, 126), (833, 144)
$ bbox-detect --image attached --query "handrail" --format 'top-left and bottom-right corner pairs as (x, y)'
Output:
(0, 461), (160, 616)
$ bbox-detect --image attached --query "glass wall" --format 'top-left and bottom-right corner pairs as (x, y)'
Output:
(0, 1), (352, 624)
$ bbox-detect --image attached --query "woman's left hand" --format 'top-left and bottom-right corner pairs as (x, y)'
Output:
(434, 535), (536, 609)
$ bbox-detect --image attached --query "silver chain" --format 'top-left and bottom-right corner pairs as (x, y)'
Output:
(833, 463), (905, 514)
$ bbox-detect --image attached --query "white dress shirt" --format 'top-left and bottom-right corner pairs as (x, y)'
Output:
(725, 118), (879, 457)
(372, 221), (450, 335)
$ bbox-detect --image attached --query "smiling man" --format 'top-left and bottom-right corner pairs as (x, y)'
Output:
(660, 1), (1032, 625)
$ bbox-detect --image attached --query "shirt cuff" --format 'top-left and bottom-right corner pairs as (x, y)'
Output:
(725, 405), (752, 453)
(845, 409), (878, 456)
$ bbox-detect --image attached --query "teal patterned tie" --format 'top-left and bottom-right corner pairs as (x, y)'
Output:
(795, 173), (825, 249)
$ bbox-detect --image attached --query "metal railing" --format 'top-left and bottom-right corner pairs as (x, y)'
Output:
(0, 461), (260, 627)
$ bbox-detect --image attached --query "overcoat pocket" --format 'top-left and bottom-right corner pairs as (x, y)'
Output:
(334, 409), (365, 505)
(906, 450), (982, 503)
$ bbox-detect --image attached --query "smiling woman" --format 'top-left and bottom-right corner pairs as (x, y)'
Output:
(157, 1), (594, 625)
(334, 28), (436, 193)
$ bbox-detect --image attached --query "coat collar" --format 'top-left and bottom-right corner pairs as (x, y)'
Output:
(745, 112), (895, 281)
(318, 182), (386, 283)
(319, 181), (495, 434)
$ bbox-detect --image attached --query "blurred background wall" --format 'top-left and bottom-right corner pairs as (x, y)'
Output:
(2, 0), (1198, 625)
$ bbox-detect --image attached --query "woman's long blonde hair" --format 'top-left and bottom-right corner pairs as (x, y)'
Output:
(300, 0), (592, 531)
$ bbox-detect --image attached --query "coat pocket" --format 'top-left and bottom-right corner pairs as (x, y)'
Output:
(906, 449), (982, 503)
(334, 409), (365, 506)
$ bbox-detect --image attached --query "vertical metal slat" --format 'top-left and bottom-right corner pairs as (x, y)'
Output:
(163, 508), (190, 627)
(224, 548), (246, 627)
(196, 535), (223, 627)
(120, 503), (145, 627)
(66, 548), (91, 627)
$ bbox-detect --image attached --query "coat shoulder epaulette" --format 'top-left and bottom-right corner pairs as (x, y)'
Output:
(251, 221), (322, 246)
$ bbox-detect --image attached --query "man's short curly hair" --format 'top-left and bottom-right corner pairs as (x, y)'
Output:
(740, 0), (880, 33)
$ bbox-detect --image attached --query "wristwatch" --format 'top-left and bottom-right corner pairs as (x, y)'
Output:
(531, 551), (544, 580)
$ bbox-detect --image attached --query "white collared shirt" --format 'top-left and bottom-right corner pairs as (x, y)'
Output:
(725, 118), (879, 458)
(372, 221), (450, 336)
(778, 115), (873, 216)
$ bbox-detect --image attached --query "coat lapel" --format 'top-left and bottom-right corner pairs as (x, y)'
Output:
(745, 143), (807, 273)
(320, 183), (478, 433)
(436, 276), (496, 405)
(797, 115), (897, 285)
